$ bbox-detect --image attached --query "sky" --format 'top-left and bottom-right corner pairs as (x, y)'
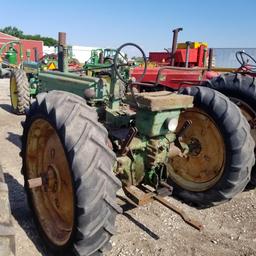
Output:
(1, 0), (256, 54)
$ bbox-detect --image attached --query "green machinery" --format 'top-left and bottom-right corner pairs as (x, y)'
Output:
(85, 48), (117, 67)
(10, 52), (67, 114)
(0, 40), (23, 78)
(83, 48), (128, 78)
(15, 32), (254, 255)
(9, 46), (127, 114)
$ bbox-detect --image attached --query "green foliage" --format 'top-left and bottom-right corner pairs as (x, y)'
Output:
(0, 26), (23, 38)
(0, 26), (57, 46)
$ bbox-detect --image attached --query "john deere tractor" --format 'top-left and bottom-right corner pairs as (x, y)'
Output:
(18, 33), (254, 255)
(9, 52), (58, 114)
(9, 48), (81, 114)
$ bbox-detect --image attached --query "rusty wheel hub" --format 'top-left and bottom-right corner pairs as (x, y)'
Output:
(169, 108), (225, 192)
(187, 138), (202, 156)
(26, 118), (74, 246)
(43, 164), (61, 193)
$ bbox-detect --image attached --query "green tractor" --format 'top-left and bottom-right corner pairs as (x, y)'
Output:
(83, 47), (129, 80)
(9, 51), (81, 115)
(84, 48), (117, 67)
(9, 46), (127, 115)
(9, 51), (59, 114)
(18, 33), (254, 255)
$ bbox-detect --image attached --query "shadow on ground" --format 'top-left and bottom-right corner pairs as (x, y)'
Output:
(117, 195), (160, 240)
(6, 132), (21, 148)
(0, 104), (12, 114)
(4, 172), (52, 256)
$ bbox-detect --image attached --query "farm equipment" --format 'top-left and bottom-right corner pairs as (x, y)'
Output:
(18, 32), (254, 255)
(0, 41), (23, 78)
(131, 27), (221, 89)
(85, 48), (117, 66)
(83, 48), (127, 78)
(9, 46), (82, 114)
(131, 28), (256, 186)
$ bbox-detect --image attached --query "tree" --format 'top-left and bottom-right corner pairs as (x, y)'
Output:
(0, 26), (23, 38)
(0, 26), (57, 46)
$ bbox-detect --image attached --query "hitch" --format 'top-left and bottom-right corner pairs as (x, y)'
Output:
(123, 184), (203, 231)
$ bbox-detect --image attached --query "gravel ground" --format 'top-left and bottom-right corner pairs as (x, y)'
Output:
(0, 78), (256, 256)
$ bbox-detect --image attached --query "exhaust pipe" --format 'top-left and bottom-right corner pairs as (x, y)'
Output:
(208, 48), (213, 71)
(58, 32), (68, 73)
(185, 41), (192, 68)
(170, 27), (183, 66)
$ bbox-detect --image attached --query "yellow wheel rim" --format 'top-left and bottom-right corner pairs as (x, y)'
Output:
(169, 108), (225, 192)
(10, 76), (18, 110)
(26, 118), (74, 246)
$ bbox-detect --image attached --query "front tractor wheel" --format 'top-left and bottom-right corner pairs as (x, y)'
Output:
(10, 69), (30, 115)
(21, 91), (121, 255)
(169, 86), (255, 208)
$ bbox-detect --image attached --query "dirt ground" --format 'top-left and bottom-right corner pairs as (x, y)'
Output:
(1, 78), (256, 256)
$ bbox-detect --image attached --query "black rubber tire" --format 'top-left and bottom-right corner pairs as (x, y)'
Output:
(170, 86), (255, 208)
(10, 69), (30, 115)
(21, 90), (122, 256)
(0, 165), (15, 256)
(204, 73), (256, 186)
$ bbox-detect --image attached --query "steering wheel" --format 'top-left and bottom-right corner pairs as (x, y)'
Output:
(113, 43), (147, 84)
(236, 51), (256, 72)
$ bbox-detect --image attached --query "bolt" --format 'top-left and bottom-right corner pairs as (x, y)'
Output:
(50, 149), (55, 160)
(55, 198), (60, 208)
(34, 128), (41, 137)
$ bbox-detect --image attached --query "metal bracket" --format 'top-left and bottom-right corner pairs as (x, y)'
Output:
(174, 119), (192, 151)
(123, 184), (203, 231)
(120, 127), (138, 155)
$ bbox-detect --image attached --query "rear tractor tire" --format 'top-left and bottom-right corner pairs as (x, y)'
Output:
(10, 69), (30, 115)
(168, 86), (255, 208)
(204, 73), (256, 186)
(21, 90), (122, 255)
(0, 165), (15, 256)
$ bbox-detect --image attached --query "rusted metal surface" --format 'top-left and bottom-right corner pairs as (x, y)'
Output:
(26, 118), (74, 246)
(170, 28), (183, 66)
(58, 32), (67, 72)
(208, 48), (213, 71)
(176, 119), (192, 139)
(185, 41), (192, 68)
(123, 184), (203, 231)
(128, 91), (193, 111)
(123, 185), (154, 206)
(120, 127), (138, 155)
(169, 108), (225, 192)
(153, 195), (203, 231)
(58, 32), (66, 46)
